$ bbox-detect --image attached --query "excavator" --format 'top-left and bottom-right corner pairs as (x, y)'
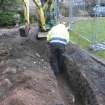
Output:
(19, 0), (59, 38)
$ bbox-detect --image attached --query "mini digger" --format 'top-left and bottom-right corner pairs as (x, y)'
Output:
(19, 0), (59, 39)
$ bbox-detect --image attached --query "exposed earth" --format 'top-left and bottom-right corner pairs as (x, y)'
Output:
(0, 27), (75, 105)
(0, 27), (105, 105)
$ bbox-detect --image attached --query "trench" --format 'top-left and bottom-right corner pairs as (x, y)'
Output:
(55, 71), (84, 105)
(32, 27), (84, 105)
(57, 74), (75, 105)
(1, 28), (104, 105)
(44, 48), (100, 105)
(57, 73), (82, 105)
(55, 55), (98, 105)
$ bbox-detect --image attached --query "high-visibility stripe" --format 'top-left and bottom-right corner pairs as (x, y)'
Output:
(50, 37), (67, 43)
(50, 40), (66, 45)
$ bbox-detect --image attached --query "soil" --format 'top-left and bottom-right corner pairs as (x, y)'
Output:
(0, 28), (75, 105)
(0, 26), (105, 105)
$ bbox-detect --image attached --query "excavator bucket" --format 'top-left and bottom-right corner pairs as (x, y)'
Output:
(36, 32), (47, 40)
(35, 24), (47, 40)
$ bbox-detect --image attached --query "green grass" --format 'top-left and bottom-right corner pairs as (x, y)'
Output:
(70, 31), (90, 49)
(70, 17), (105, 60)
(72, 17), (105, 42)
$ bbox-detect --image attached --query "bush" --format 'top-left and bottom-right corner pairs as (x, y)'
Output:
(0, 11), (16, 27)
(0, 11), (36, 27)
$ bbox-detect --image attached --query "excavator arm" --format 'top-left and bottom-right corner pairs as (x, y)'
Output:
(23, 0), (30, 25)
(32, 0), (46, 31)
(20, 0), (57, 38)
(20, 0), (46, 37)
(23, 0), (46, 30)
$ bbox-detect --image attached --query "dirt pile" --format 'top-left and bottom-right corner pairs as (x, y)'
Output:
(0, 28), (64, 105)
(1, 27), (105, 105)
(64, 44), (105, 105)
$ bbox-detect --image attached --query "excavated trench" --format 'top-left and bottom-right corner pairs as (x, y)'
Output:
(0, 28), (105, 105)
(32, 28), (105, 105)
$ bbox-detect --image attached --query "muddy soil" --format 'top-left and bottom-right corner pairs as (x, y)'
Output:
(64, 44), (105, 105)
(0, 28), (75, 105)
(1, 27), (105, 105)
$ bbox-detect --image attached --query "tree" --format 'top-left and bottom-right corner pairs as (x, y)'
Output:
(0, 0), (22, 27)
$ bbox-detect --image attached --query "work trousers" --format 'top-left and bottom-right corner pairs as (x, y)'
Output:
(49, 43), (65, 76)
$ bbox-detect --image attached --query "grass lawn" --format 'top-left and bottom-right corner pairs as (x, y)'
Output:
(73, 17), (105, 42)
(70, 17), (105, 60)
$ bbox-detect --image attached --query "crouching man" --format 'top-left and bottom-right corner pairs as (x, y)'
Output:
(47, 23), (70, 76)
